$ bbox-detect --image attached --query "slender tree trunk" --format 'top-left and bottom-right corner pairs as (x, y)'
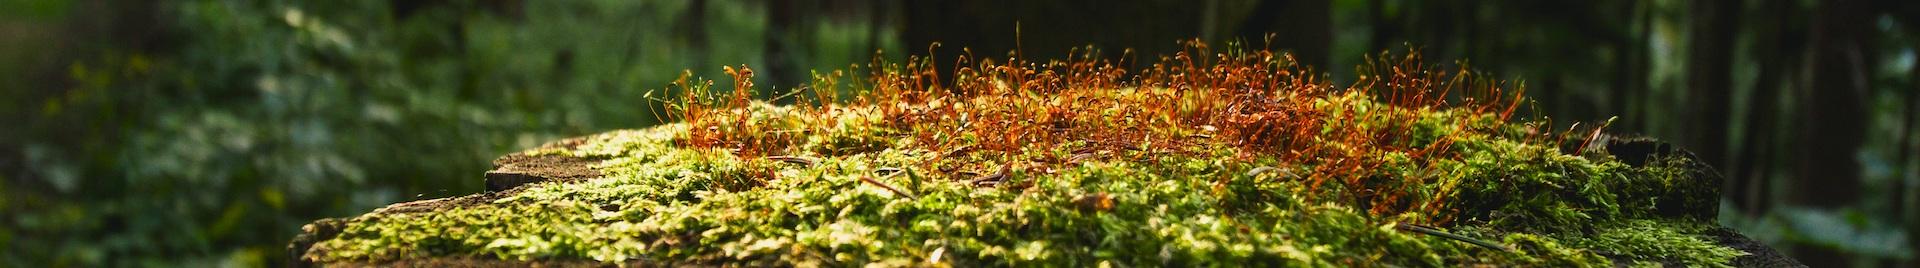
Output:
(1200, 0), (1219, 42)
(1629, 0), (1656, 132)
(1794, 0), (1873, 263)
(1458, 0), (1481, 71)
(764, 0), (802, 93)
(1235, 0), (1332, 69)
(1900, 42), (1920, 268)
(1799, 0), (1872, 207)
(674, 0), (709, 74)
(865, 0), (886, 64)
(1367, 0), (1397, 54)
(1611, 0), (1640, 129)
(1687, 0), (1740, 173)
(1731, 0), (1798, 216)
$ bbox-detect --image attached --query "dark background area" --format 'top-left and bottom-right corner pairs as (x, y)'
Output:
(2, 0), (1917, 266)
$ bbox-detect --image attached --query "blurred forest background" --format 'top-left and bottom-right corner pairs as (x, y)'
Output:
(2, 0), (1918, 266)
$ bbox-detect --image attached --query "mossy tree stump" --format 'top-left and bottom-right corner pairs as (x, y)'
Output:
(289, 46), (1802, 267)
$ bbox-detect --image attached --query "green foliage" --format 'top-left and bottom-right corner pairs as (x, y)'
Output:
(0, 1), (895, 266)
(1571, 220), (1746, 267)
(1444, 137), (1631, 233)
(1494, 233), (1611, 267)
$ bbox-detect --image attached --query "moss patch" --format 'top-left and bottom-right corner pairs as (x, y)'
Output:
(303, 46), (1744, 266)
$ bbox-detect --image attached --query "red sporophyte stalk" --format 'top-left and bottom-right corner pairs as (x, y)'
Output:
(660, 40), (1539, 224)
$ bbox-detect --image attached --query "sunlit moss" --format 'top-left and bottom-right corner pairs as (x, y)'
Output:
(1574, 219), (1745, 267)
(305, 86), (1744, 266)
(304, 46), (1739, 266)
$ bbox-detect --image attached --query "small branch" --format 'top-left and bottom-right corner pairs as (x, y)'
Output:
(875, 167), (905, 177)
(1395, 224), (1509, 252)
(765, 155), (816, 166)
(967, 165), (1011, 187)
(1068, 153), (1098, 164)
(1245, 166), (1296, 178)
(1574, 117), (1618, 155)
(860, 176), (918, 200)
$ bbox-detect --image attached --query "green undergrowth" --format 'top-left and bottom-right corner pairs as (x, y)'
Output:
(305, 92), (1744, 266)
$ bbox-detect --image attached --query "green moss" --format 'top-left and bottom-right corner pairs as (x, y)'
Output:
(307, 90), (1742, 266)
(1571, 219), (1747, 267)
(1495, 233), (1612, 267)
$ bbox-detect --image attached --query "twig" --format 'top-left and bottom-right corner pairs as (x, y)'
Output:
(1395, 224), (1509, 252)
(967, 165), (1011, 187)
(859, 176), (918, 200)
(765, 155), (816, 166)
(1068, 153), (1098, 164)
(944, 145), (976, 157)
(1573, 117), (1618, 155)
(876, 167), (904, 177)
(1245, 166), (1296, 178)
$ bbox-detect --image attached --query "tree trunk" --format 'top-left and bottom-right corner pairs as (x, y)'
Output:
(764, 0), (803, 92)
(1235, 0), (1331, 69)
(1731, 0), (1800, 216)
(1628, 0), (1656, 132)
(1901, 41), (1920, 268)
(1687, 0), (1739, 174)
(1366, 0), (1393, 53)
(1611, 0), (1641, 132)
(674, 0), (709, 75)
(864, 0), (886, 64)
(1793, 0), (1873, 263)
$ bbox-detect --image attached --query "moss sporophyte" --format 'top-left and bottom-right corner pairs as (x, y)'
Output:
(305, 42), (1745, 266)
